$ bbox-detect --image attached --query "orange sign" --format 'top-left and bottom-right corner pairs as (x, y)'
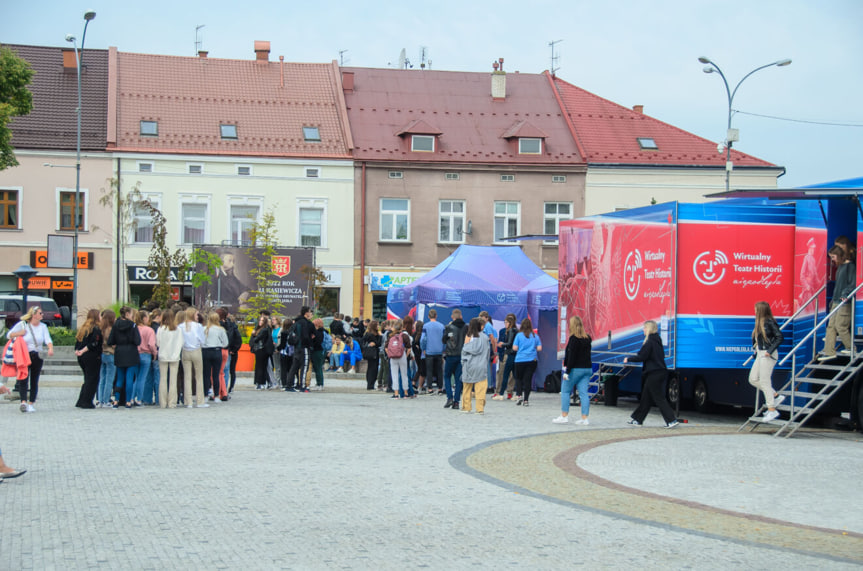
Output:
(31, 250), (92, 269)
(52, 280), (73, 290)
(18, 276), (52, 289)
(271, 255), (291, 278)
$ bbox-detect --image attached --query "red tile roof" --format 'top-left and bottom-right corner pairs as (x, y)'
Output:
(551, 75), (775, 168)
(113, 52), (352, 158)
(343, 67), (583, 164)
(4, 44), (109, 152)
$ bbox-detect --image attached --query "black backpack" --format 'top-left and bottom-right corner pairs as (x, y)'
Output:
(544, 370), (562, 393)
(286, 322), (300, 347)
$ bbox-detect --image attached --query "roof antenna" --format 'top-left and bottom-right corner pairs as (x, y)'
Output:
(338, 49), (349, 66)
(195, 24), (206, 56)
(419, 46), (429, 70)
(549, 39), (562, 77)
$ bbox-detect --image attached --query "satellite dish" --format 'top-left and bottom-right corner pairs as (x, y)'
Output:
(398, 48), (406, 69)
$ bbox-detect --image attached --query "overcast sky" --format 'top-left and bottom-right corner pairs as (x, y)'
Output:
(4, 0), (862, 188)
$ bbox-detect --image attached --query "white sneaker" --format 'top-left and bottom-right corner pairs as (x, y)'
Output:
(196, 403), (210, 408)
(186, 405), (193, 409)
(552, 415), (569, 424)
(773, 394), (785, 407)
(26, 404), (35, 413)
(212, 397), (222, 403)
(491, 394), (504, 401)
(575, 418), (589, 425)
(762, 410), (780, 422)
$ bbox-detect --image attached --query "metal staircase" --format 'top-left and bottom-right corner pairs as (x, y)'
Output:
(741, 283), (863, 438)
(573, 361), (636, 406)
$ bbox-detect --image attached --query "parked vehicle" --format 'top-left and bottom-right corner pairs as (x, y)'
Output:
(0, 294), (68, 331)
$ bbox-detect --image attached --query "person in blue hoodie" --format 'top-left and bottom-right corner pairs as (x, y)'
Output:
(420, 309), (445, 394)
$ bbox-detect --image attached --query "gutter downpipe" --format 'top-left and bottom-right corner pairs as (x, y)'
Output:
(116, 157), (122, 302)
(359, 161), (366, 318)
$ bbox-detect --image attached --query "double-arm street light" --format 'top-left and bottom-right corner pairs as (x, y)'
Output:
(65, 9), (96, 330)
(698, 56), (791, 193)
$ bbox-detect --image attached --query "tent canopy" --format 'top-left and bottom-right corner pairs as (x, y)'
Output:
(386, 245), (558, 325)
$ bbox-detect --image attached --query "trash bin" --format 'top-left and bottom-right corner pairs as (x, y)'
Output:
(602, 374), (619, 407)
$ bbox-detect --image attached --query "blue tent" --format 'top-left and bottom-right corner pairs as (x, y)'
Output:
(385, 245), (558, 325)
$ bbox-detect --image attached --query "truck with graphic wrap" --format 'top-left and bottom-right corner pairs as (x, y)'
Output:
(557, 189), (861, 412)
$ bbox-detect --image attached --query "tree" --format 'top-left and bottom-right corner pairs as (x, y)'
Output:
(144, 202), (189, 309)
(241, 208), (284, 323)
(184, 247), (224, 307)
(300, 264), (330, 313)
(0, 47), (34, 170)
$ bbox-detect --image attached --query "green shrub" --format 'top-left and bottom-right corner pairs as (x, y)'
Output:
(48, 326), (77, 346)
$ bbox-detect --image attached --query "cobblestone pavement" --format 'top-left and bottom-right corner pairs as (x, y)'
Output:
(1, 380), (861, 570)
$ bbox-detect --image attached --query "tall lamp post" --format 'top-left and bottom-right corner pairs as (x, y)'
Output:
(65, 9), (96, 330)
(13, 265), (39, 316)
(697, 56), (791, 193)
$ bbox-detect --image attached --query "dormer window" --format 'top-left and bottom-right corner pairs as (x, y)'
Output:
(637, 137), (658, 150)
(220, 124), (238, 139)
(140, 121), (158, 136)
(303, 127), (321, 142)
(518, 138), (542, 154)
(411, 135), (435, 152)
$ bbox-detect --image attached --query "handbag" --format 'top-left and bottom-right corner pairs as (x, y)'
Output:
(27, 323), (48, 359)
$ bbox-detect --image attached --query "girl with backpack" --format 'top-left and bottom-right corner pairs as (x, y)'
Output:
(387, 319), (414, 398)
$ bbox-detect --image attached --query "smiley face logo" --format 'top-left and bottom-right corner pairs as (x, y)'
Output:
(693, 250), (728, 285)
(623, 249), (642, 301)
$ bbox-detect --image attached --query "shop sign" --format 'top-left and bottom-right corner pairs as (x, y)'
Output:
(127, 266), (191, 283)
(369, 271), (423, 291)
(30, 250), (92, 269)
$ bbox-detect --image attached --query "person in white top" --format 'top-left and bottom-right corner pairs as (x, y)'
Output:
(201, 312), (229, 402)
(8, 306), (54, 413)
(180, 307), (207, 408)
(155, 309), (184, 409)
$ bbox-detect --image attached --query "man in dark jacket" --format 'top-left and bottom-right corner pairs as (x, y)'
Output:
(442, 309), (467, 409)
(217, 308), (242, 395)
(330, 313), (345, 337)
(285, 306), (315, 393)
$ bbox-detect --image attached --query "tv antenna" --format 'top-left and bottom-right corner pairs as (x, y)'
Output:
(195, 24), (206, 55)
(419, 46), (429, 70)
(549, 39), (562, 77)
(338, 49), (349, 66)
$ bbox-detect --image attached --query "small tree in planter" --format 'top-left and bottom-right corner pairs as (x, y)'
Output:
(240, 208), (285, 324)
(145, 203), (190, 309)
(183, 248), (225, 310)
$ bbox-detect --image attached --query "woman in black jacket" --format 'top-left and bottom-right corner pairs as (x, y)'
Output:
(74, 309), (103, 409)
(624, 320), (678, 428)
(107, 306), (141, 408)
(361, 320), (382, 391)
(749, 301), (785, 422)
(250, 314), (274, 390)
(493, 314), (518, 400)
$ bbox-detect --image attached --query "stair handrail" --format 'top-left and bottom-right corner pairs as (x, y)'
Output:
(778, 281), (863, 367)
(742, 284), (827, 366)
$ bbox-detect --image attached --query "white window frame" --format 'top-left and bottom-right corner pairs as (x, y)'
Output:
(380, 198), (410, 242)
(0, 186), (23, 230)
(226, 195), (263, 246)
(236, 164), (252, 176)
(56, 187), (88, 232)
(140, 120), (158, 136)
(445, 172), (460, 181)
(130, 193), (161, 245)
(552, 175), (566, 183)
(518, 138), (542, 154)
(303, 126), (321, 142)
(178, 194), (211, 245)
(637, 137), (658, 150)
(297, 198), (328, 248)
(543, 202), (572, 245)
(304, 167), (320, 178)
(388, 171), (403, 179)
(137, 161), (154, 173)
(493, 201), (520, 244)
(411, 135), (435, 152)
(187, 163), (204, 175)
(500, 174), (515, 182)
(220, 124), (238, 139)
(438, 200), (465, 244)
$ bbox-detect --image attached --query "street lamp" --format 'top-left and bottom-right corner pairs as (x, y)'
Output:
(13, 265), (39, 315)
(697, 56), (791, 193)
(65, 9), (96, 330)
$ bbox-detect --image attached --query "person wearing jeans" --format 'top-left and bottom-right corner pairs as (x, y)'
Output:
(107, 306), (141, 408)
(555, 315), (592, 425)
(442, 309), (467, 409)
(97, 309), (116, 407)
(135, 311), (157, 406)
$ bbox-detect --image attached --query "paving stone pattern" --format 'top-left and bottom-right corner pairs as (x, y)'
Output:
(1, 381), (861, 570)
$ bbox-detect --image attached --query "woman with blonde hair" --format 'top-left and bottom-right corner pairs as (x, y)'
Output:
(156, 309), (184, 408)
(624, 321), (678, 427)
(387, 319), (414, 398)
(202, 311), (229, 401)
(181, 307), (207, 408)
(97, 309), (116, 407)
(750, 301), (784, 421)
(555, 315), (592, 425)
(7, 306), (54, 413)
(74, 308), (103, 409)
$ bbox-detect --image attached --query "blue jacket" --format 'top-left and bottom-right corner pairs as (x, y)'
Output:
(421, 320), (445, 355)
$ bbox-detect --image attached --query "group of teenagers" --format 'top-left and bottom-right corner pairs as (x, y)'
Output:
(3, 303), (244, 411)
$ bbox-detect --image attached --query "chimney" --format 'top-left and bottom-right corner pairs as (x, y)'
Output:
(198, 50), (209, 58)
(491, 57), (506, 100)
(342, 71), (355, 92)
(254, 40), (270, 64)
(62, 49), (77, 69)
(632, 105), (644, 114)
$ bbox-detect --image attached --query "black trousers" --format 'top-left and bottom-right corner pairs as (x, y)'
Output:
(514, 360), (537, 401)
(631, 369), (677, 424)
(201, 347), (222, 395)
(18, 352), (44, 403)
(253, 352), (269, 386)
(286, 347), (310, 389)
(366, 358), (379, 390)
(228, 351), (238, 392)
(75, 352), (101, 408)
(426, 354), (443, 390)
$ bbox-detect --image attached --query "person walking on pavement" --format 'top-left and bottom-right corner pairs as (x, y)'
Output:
(7, 306), (54, 413)
(624, 320), (679, 428)
(749, 301), (785, 422)
(555, 315), (592, 425)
